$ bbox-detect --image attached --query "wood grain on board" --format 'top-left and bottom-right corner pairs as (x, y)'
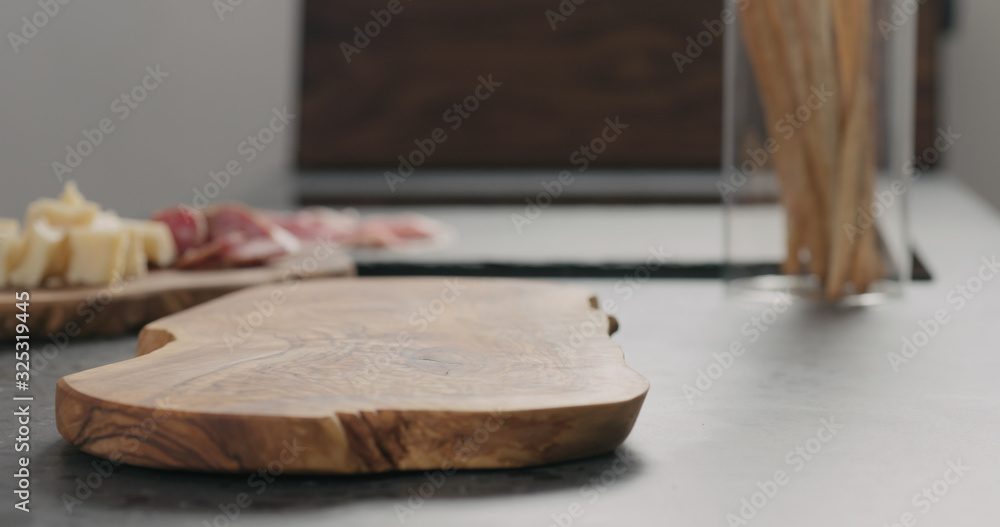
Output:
(1, 247), (354, 339)
(56, 278), (649, 474)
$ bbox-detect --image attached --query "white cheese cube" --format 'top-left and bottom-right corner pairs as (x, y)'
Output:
(8, 219), (66, 288)
(0, 220), (23, 288)
(59, 180), (88, 206)
(124, 220), (176, 268)
(64, 223), (128, 286)
(123, 230), (148, 279)
(26, 198), (99, 228)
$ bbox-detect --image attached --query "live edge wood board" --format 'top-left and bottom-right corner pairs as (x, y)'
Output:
(0, 248), (354, 339)
(56, 278), (649, 474)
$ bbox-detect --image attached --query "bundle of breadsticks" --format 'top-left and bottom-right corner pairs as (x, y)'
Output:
(740, 0), (882, 300)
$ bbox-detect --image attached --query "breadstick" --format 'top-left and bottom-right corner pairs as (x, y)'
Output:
(740, 2), (807, 274)
(827, 0), (872, 299)
(743, 0), (830, 276)
(851, 84), (882, 293)
(769, 0), (834, 281)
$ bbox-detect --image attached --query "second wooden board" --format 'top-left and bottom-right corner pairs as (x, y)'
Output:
(0, 246), (354, 339)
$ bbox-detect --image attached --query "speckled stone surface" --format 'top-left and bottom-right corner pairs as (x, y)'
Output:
(2, 178), (999, 527)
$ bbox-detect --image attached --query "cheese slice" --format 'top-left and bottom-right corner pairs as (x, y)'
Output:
(65, 221), (129, 286)
(26, 198), (99, 228)
(123, 230), (148, 279)
(59, 180), (87, 206)
(0, 220), (23, 289)
(53, 211), (121, 283)
(45, 229), (72, 279)
(108, 214), (153, 278)
(8, 219), (66, 288)
(124, 220), (176, 268)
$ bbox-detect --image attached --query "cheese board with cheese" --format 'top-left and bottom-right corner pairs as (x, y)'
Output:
(0, 182), (359, 338)
(0, 182), (458, 338)
(0, 248), (355, 338)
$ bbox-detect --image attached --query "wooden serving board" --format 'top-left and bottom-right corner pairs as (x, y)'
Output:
(0, 247), (354, 339)
(56, 278), (649, 474)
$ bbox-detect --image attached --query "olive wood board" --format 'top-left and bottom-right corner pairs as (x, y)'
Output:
(1, 247), (354, 339)
(56, 277), (649, 474)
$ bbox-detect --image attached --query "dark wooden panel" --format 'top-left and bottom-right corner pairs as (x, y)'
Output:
(916, 0), (940, 163)
(298, 1), (940, 171)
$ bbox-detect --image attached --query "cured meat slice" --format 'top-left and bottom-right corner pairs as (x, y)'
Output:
(151, 206), (208, 256)
(206, 204), (272, 240)
(206, 204), (300, 254)
(159, 203), (449, 270)
(174, 232), (243, 270)
(264, 208), (446, 248)
(349, 221), (404, 248)
(221, 237), (290, 267)
(360, 214), (444, 240)
(264, 208), (359, 242)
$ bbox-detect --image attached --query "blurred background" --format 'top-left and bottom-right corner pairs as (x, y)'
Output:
(0, 0), (991, 216)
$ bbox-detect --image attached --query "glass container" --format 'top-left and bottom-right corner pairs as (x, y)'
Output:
(723, 0), (917, 305)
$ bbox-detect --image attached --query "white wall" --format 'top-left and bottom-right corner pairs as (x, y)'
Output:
(941, 0), (1000, 208)
(0, 1), (995, 217)
(0, 1), (301, 219)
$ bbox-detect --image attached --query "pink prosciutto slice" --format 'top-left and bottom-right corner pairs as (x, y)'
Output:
(359, 214), (444, 240)
(263, 208), (446, 248)
(174, 232), (244, 270)
(170, 205), (301, 269)
(151, 206), (208, 257)
(220, 237), (292, 267)
(264, 208), (360, 243)
(206, 204), (300, 254)
(159, 202), (448, 270)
